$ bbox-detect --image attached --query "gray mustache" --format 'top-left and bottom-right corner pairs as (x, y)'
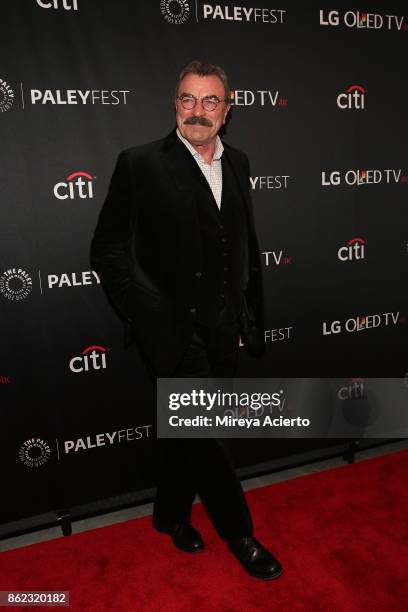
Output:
(184, 116), (213, 127)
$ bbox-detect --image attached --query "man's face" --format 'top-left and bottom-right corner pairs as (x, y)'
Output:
(175, 73), (230, 147)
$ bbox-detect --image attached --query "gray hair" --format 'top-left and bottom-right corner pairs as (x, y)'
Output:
(175, 60), (231, 102)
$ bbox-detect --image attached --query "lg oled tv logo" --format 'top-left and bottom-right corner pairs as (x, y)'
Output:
(319, 10), (407, 31)
(338, 238), (366, 262)
(36, 0), (78, 9)
(262, 251), (292, 266)
(337, 85), (366, 110)
(323, 312), (403, 336)
(231, 89), (288, 107)
(54, 171), (95, 200)
(0, 77), (14, 113)
(69, 345), (108, 374)
(321, 169), (406, 186)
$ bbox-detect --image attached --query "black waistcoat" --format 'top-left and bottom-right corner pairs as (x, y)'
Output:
(192, 152), (249, 327)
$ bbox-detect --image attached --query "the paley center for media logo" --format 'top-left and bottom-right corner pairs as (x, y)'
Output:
(0, 77), (14, 113)
(160, 2), (286, 25)
(1, 79), (129, 110)
(0, 268), (33, 301)
(19, 438), (51, 468)
(18, 426), (153, 466)
(30, 88), (129, 105)
(160, 0), (190, 23)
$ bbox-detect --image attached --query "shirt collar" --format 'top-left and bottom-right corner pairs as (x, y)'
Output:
(176, 128), (224, 163)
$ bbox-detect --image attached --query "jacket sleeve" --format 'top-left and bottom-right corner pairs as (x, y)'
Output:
(90, 150), (162, 326)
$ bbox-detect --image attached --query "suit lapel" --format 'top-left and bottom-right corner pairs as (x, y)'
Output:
(159, 130), (203, 265)
(160, 129), (255, 232)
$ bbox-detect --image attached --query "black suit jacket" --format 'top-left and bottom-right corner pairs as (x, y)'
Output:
(90, 129), (265, 377)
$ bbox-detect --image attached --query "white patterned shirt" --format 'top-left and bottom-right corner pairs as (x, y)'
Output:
(176, 128), (224, 209)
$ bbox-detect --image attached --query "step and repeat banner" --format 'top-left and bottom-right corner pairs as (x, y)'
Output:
(1, 1), (407, 528)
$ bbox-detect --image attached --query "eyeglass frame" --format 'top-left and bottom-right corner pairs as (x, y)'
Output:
(176, 93), (230, 112)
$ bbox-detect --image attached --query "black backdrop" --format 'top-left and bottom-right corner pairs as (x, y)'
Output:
(1, 1), (407, 530)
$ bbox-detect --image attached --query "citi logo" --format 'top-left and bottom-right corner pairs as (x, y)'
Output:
(54, 171), (94, 200)
(250, 175), (289, 189)
(322, 169), (405, 186)
(230, 90), (288, 107)
(337, 378), (365, 401)
(202, 5), (286, 23)
(262, 250), (292, 266)
(36, 0), (78, 9)
(338, 237), (366, 262)
(319, 10), (405, 31)
(337, 85), (366, 110)
(69, 345), (108, 374)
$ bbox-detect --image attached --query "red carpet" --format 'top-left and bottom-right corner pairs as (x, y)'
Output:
(1, 449), (408, 611)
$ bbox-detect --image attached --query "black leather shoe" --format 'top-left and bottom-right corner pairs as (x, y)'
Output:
(153, 521), (204, 553)
(226, 536), (283, 580)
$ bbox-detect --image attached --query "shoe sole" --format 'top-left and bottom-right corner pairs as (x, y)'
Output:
(245, 566), (283, 581)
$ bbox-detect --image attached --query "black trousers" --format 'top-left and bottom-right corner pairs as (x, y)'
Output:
(152, 304), (253, 540)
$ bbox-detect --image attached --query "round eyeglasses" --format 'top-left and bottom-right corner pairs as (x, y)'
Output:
(177, 94), (228, 112)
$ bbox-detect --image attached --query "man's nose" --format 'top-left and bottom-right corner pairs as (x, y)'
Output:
(192, 100), (203, 116)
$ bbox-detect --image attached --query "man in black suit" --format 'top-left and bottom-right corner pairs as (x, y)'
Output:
(90, 61), (282, 580)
